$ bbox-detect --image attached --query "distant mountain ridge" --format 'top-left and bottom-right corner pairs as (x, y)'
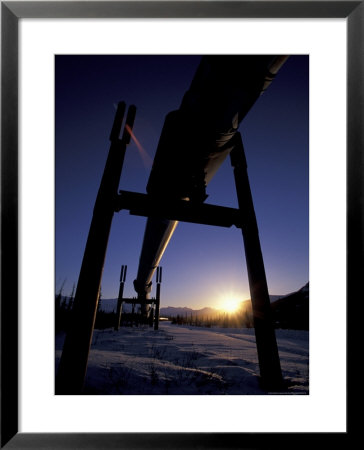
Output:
(160, 306), (219, 318)
(159, 285), (308, 318)
(271, 282), (309, 330)
(64, 283), (309, 329)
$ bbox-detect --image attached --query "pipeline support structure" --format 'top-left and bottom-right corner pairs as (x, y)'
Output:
(56, 55), (289, 393)
(56, 102), (136, 394)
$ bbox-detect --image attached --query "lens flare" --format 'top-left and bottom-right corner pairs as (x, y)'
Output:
(125, 124), (152, 169)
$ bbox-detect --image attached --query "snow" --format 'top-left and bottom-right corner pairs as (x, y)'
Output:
(55, 323), (308, 395)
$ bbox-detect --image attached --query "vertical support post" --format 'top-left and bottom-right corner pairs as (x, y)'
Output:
(148, 303), (154, 327)
(56, 102), (136, 394)
(115, 265), (127, 330)
(154, 267), (162, 330)
(230, 132), (284, 390)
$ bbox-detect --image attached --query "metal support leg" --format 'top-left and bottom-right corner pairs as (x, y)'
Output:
(115, 265), (127, 330)
(149, 306), (154, 327)
(230, 132), (284, 390)
(56, 103), (136, 394)
(154, 267), (162, 330)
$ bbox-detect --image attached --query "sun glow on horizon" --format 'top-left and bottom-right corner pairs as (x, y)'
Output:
(220, 296), (241, 313)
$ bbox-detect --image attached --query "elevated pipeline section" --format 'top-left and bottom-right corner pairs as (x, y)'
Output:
(133, 55), (289, 310)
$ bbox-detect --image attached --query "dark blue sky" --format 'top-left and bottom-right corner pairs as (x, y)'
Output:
(56, 55), (308, 309)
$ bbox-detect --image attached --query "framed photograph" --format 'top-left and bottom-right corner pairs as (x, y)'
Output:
(2, 1), (360, 448)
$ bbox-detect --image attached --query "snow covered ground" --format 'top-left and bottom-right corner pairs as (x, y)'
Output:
(55, 322), (308, 395)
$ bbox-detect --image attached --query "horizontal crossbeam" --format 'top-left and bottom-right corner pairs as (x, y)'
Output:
(115, 190), (243, 228)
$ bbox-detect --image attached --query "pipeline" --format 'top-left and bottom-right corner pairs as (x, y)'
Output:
(134, 55), (288, 310)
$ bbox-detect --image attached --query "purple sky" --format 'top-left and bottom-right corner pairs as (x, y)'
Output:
(56, 55), (308, 309)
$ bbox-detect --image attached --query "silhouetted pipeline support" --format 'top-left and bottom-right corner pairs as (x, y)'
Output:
(154, 267), (162, 330)
(115, 191), (243, 227)
(133, 55), (288, 313)
(56, 102), (136, 394)
(230, 132), (283, 390)
(115, 264), (127, 330)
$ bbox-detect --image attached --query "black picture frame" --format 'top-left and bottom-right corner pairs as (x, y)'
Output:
(1, 1), (360, 448)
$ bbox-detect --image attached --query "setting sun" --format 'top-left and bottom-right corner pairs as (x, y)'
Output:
(221, 296), (241, 313)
